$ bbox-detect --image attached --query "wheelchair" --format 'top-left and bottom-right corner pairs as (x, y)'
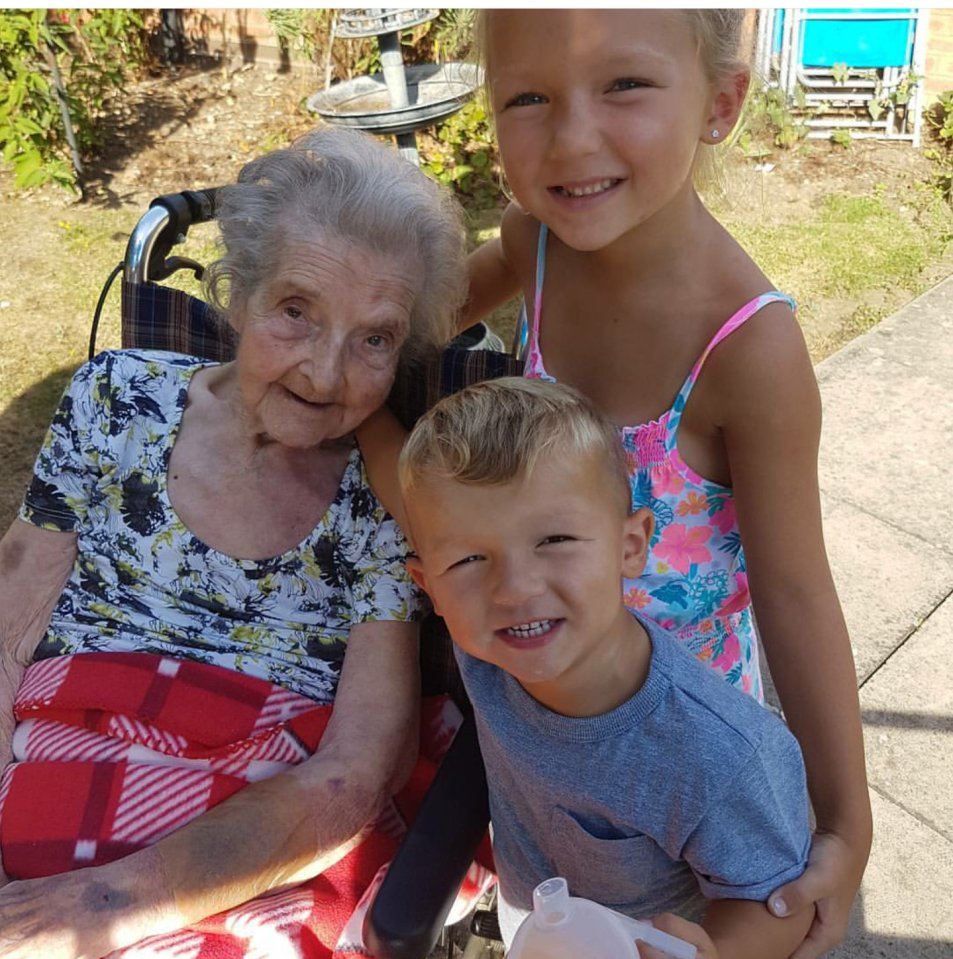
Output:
(90, 186), (518, 959)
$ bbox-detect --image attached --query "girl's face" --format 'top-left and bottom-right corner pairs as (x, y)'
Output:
(486, 9), (734, 252)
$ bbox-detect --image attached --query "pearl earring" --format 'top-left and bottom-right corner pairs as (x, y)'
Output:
(711, 129), (720, 140)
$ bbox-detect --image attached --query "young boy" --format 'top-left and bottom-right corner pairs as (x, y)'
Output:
(398, 377), (813, 959)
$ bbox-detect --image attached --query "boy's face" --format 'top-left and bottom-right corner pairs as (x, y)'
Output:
(405, 450), (653, 716)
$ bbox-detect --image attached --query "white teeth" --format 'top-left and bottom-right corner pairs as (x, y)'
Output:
(505, 620), (553, 638)
(561, 179), (616, 198)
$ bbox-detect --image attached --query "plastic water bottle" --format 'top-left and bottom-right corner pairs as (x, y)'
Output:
(507, 877), (697, 959)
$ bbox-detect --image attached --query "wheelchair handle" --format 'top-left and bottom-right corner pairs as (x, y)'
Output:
(124, 188), (221, 284)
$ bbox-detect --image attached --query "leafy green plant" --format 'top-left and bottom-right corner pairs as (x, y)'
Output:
(431, 9), (476, 62)
(831, 62), (851, 86)
(735, 85), (809, 154)
(831, 129), (853, 148)
(868, 71), (919, 123)
(264, 8), (329, 64)
(923, 90), (953, 203)
(0, 8), (146, 192)
(420, 98), (499, 208)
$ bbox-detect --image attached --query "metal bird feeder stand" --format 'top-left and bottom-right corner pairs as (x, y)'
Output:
(307, 9), (482, 164)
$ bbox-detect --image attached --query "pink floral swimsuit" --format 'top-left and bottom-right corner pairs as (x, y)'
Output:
(523, 224), (796, 701)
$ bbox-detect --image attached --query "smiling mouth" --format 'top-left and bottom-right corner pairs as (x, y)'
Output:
(504, 619), (557, 638)
(497, 619), (562, 649)
(284, 386), (332, 409)
(552, 178), (621, 199)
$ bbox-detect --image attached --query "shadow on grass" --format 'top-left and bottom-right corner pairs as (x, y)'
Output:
(0, 363), (78, 531)
(81, 65), (226, 208)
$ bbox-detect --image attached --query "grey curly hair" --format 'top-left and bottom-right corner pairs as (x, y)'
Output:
(205, 126), (467, 359)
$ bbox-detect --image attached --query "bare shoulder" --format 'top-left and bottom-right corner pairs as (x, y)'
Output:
(498, 204), (543, 284)
(706, 298), (821, 432)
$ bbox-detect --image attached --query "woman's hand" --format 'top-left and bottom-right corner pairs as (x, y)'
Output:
(767, 828), (865, 959)
(0, 852), (178, 959)
(637, 913), (717, 959)
(0, 872), (111, 959)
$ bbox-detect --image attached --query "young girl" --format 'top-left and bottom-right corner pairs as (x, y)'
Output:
(462, 10), (871, 959)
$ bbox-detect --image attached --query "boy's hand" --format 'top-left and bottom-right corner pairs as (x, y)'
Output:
(767, 829), (864, 959)
(637, 913), (715, 959)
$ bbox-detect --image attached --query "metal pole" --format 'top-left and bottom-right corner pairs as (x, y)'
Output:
(44, 40), (84, 187)
(378, 30), (409, 107)
(323, 11), (336, 90)
(755, 9), (771, 85)
(378, 29), (418, 163)
(911, 8), (928, 149)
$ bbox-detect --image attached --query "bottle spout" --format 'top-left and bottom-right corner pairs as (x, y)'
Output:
(533, 877), (571, 926)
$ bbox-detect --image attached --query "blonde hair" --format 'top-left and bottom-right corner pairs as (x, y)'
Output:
(475, 9), (752, 189)
(399, 377), (630, 510)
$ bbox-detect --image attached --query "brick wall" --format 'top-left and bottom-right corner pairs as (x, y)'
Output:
(167, 9), (313, 69)
(924, 7), (953, 102)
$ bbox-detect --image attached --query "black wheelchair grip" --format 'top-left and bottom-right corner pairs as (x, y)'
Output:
(365, 714), (490, 959)
(183, 188), (218, 224)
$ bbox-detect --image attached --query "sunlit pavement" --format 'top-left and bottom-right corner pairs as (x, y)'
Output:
(814, 272), (953, 957)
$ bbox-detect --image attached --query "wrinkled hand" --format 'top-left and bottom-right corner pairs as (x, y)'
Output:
(767, 829), (866, 959)
(0, 856), (177, 959)
(0, 870), (112, 959)
(637, 913), (716, 959)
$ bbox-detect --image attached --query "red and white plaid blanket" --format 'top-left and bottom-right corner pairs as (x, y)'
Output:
(0, 652), (494, 958)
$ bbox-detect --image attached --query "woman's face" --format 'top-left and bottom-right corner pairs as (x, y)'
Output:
(231, 228), (420, 449)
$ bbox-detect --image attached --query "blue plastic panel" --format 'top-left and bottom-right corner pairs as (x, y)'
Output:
(800, 8), (916, 68)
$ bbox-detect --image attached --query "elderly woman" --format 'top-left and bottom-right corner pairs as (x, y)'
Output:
(0, 128), (466, 958)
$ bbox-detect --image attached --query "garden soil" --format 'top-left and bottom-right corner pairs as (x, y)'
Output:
(1, 63), (952, 531)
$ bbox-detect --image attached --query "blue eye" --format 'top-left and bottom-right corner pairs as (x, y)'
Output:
(610, 78), (648, 92)
(505, 91), (547, 108)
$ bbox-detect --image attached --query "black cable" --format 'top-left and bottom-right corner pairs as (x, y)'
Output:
(88, 262), (123, 361)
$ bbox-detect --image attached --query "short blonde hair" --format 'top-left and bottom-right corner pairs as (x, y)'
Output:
(399, 377), (630, 509)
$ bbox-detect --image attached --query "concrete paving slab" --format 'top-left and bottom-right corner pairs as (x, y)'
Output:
(821, 496), (953, 684)
(816, 276), (953, 554)
(828, 791), (953, 959)
(859, 595), (953, 842)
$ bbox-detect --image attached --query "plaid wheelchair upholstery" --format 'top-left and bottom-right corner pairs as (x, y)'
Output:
(122, 279), (237, 361)
(120, 279), (523, 709)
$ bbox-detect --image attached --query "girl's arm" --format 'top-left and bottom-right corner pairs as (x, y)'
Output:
(357, 406), (410, 529)
(0, 619), (420, 959)
(360, 204), (533, 522)
(0, 521), (78, 886)
(714, 303), (871, 959)
(458, 203), (526, 333)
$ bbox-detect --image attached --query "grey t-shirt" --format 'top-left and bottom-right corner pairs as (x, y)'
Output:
(456, 613), (810, 943)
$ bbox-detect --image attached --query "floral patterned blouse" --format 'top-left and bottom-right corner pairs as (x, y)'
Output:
(19, 349), (424, 704)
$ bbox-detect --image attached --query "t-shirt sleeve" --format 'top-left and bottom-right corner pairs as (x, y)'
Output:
(342, 463), (426, 626)
(18, 355), (112, 533)
(685, 720), (812, 902)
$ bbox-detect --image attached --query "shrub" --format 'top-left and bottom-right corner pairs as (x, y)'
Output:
(0, 8), (147, 193)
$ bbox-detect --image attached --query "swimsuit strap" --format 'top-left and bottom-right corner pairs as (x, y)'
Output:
(523, 224), (552, 378)
(532, 223), (549, 342)
(666, 291), (796, 449)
